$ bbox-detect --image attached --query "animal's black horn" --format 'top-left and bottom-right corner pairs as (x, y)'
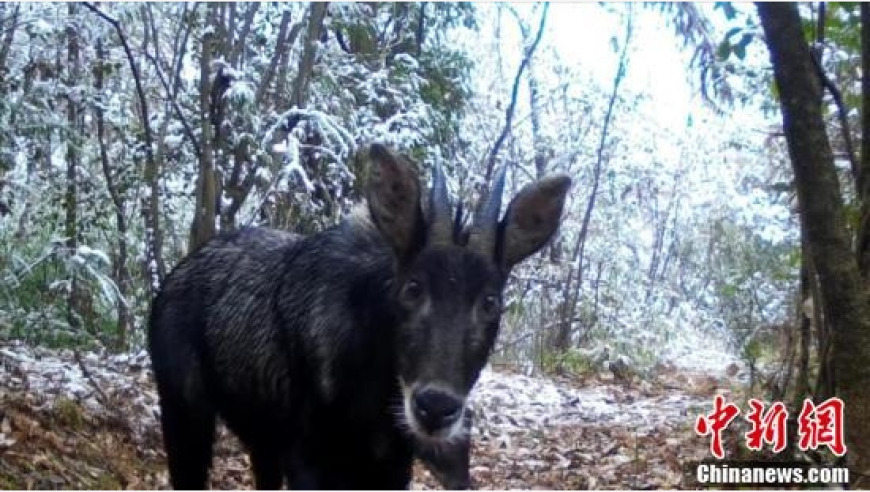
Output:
(469, 165), (507, 255)
(428, 162), (453, 246)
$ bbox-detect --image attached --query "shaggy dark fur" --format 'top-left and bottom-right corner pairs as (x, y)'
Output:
(148, 144), (570, 489)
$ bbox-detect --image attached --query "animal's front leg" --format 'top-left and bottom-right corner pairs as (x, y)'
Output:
(250, 445), (284, 490)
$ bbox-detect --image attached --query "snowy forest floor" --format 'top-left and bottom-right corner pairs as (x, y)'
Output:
(0, 340), (743, 489)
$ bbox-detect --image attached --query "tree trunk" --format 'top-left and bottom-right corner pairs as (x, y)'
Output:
(95, 38), (131, 351)
(272, 2), (329, 227)
(223, 7), (297, 230)
(84, 3), (167, 296)
(291, 2), (328, 110)
(858, 3), (870, 280)
(65, 4), (83, 332)
(189, 4), (220, 252)
(0, 4), (20, 75)
(796, 258), (811, 399)
(757, 3), (870, 484)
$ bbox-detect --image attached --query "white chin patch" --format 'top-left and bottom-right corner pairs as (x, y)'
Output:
(400, 383), (467, 444)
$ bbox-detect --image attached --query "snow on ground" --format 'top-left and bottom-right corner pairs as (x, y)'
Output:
(0, 342), (158, 444)
(470, 369), (709, 439)
(660, 324), (740, 375)
(1, 340), (718, 453)
(0, 340), (736, 488)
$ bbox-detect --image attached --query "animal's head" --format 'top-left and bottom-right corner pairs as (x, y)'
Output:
(363, 144), (571, 443)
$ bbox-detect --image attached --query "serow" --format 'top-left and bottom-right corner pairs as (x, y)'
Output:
(148, 144), (571, 489)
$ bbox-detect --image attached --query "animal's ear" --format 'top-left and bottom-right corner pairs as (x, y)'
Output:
(500, 175), (572, 268)
(366, 144), (425, 260)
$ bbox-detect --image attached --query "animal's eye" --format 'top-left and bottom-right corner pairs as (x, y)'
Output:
(400, 279), (424, 305)
(480, 294), (501, 318)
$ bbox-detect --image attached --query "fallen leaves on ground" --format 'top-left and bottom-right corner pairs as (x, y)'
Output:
(0, 341), (738, 489)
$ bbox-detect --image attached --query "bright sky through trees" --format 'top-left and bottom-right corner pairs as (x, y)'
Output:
(463, 3), (792, 250)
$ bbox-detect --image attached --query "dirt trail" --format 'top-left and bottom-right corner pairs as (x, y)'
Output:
(0, 341), (740, 489)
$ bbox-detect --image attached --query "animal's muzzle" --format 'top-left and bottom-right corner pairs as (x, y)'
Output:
(411, 387), (463, 434)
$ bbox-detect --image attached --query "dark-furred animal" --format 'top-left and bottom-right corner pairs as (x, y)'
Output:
(148, 144), (571, 489)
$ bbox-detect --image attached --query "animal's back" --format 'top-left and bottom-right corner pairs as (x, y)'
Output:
(148, 221), (416, 489)
(148, 227), (303, 413)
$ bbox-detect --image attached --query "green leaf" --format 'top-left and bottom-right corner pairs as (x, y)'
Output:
(715, 2), (737, 21)
(732, 32), (753, 61)
(733, 42), (746, 60)
(717, 40), (732, 61)
(725, 26), (743, 40)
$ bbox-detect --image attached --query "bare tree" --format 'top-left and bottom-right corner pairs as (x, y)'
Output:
(188, 3), (330, 248)
(189, 3), (222, 251)
(554, 6), (633, 353)
(85, 2), (167, 296)
(64, 3), (84, 331)
(94, 37), (131, 350)
(485, 3), (548, 182)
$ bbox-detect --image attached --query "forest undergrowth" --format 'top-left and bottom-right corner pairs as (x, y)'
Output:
(0, 341), (742, 489)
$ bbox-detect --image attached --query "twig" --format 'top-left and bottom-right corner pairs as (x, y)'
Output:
(73, 351), (111, 409)
(484, 3), (549, 181)
(84, 2), (165, 290)
(560, 5), (633, 348)
(810, 5), (859, 183)
(73, 350), (138, 438)
(0, 348), (31, 391)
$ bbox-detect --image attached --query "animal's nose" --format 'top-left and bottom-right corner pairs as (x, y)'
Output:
(411, 387), (463, 433)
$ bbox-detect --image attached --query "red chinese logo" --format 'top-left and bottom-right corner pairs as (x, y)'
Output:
(695, 396), (847, 458)
(798, 397), (847, 456)
(695, 395), (741, 459)
(745, 399), (787, 453)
